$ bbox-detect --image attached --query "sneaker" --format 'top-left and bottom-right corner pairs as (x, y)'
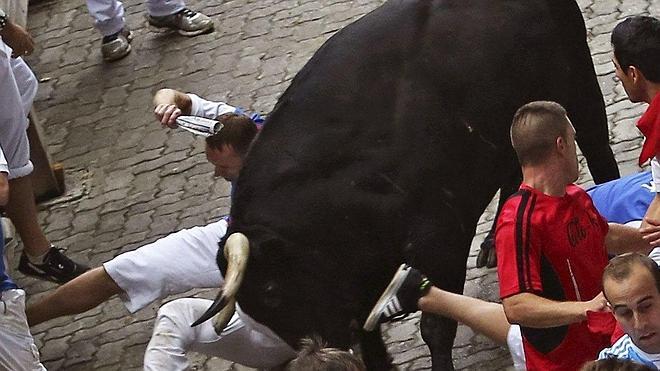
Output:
(101, 27), (133, 62)
(18, 246), (90, 284)
(147, 8), (214, 36)
(363, 264), (432, 331)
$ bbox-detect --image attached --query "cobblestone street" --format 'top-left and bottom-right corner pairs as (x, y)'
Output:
(9, 0), (660, 369)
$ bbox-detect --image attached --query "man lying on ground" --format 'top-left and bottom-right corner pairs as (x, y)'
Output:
(26, 89), (296, 369)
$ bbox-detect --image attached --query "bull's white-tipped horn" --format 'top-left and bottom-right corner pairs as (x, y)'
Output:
(191, 233), (249, 330)
(220, 232), (250, 299)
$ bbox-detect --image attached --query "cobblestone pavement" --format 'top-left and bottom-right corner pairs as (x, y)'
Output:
(9, 0), (658, 369)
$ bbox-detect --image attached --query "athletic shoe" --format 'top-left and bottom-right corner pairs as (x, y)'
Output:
(363, 264), (432, 331)
(101, 27), (133, 61)
(18, 246), (90, 284)
(147, 8), (214, 36)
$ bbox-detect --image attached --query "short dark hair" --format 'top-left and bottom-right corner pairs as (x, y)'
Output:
(611, 16), (660, 83)
(285, 336), (366, 371)
(602, 253), (660, 301)
(205, 113), (258, 157)
(510, 101), (570, 166)
(580, 358), (655, 371)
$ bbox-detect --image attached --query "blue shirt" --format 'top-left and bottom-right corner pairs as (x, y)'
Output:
(587, 171), (654, 224)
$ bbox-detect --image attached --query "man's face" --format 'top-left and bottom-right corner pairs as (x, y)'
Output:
(205, 143), (244, 182)
(613, 56), (644, 103)
(605, 264), (660, 354)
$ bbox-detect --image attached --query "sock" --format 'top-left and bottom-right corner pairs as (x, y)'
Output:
(26, 249), (49, 265)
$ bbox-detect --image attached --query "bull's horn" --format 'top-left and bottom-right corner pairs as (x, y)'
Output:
(213, 297), (236, 333)
(191, 233), (250, 328)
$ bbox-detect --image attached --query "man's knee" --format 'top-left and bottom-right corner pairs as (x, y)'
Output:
(156, 298), (203, 324)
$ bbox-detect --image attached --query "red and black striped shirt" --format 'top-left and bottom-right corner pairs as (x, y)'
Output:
(496, 183), (613, 370)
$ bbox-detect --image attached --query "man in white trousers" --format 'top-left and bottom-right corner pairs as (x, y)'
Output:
(87, 0), (214, 61)
(26, 88), (297, 369)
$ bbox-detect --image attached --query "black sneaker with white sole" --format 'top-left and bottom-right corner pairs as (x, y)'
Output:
(18, 246), (90, 284)
(363, 264), (432, 331)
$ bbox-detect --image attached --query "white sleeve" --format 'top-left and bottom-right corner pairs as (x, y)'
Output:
(651, 157), (660, 192)
(187, 93), (237, 119)
(0, 146), (8, 175)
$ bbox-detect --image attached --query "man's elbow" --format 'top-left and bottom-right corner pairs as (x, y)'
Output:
(502, 299), (526, 324)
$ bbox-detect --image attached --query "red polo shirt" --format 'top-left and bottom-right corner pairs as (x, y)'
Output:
(637, 93), (660, 166)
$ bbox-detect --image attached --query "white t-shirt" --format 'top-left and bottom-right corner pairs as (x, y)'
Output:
(0, 146), (8, 175)
(187, 93), (237, 119)
(651, 157), (660, 191)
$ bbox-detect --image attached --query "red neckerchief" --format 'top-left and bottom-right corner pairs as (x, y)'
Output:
(637, 93), (660, 166)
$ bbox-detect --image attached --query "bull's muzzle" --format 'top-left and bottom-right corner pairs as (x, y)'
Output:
(191, 232), (249, 333)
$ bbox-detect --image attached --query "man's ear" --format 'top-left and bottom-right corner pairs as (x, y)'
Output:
(556, 135), (566, 153)
(628, 65), (646, 85)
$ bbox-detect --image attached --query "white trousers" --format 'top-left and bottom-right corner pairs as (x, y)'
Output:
(0, 41), (37, 179)
(85, 0), (185, 36)
(0, 289), (46, 371)
(102, 219), (295, 368)
(506, 324), (526, 370)
(104, 219), (227, 313)
(145, 298), (296, 370)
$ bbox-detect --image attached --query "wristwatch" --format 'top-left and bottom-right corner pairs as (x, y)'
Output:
(0, 9), (7, 33)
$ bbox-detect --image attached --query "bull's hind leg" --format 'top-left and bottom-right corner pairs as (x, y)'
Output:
(406, 208), (476, 370)
(421, 313), (456, 370)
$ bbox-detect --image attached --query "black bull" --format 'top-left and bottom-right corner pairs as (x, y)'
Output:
(200, 0), (619, 369)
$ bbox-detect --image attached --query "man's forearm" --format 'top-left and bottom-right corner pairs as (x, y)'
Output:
(0, 173), (8, 206)
(502, 292), (596, 328)
(605, 223), (652, 255)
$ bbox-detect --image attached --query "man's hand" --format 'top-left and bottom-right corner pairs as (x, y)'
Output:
(1, 20), (34, 58)
(640, 217), (660, 247)
(583, 292), (608, 314)
(154, 104), (182, 128)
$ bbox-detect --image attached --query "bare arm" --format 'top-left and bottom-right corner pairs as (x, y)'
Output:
(639, 193), (660, 247)
(0, 172), (8, 206)
(605, 223), (652, 255)
(0, 18), (34, 58)
(153, 88), (192, 128)
(502, 292), (607, 328)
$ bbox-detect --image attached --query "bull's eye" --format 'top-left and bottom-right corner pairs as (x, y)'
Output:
(262, 280), (283, 309)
